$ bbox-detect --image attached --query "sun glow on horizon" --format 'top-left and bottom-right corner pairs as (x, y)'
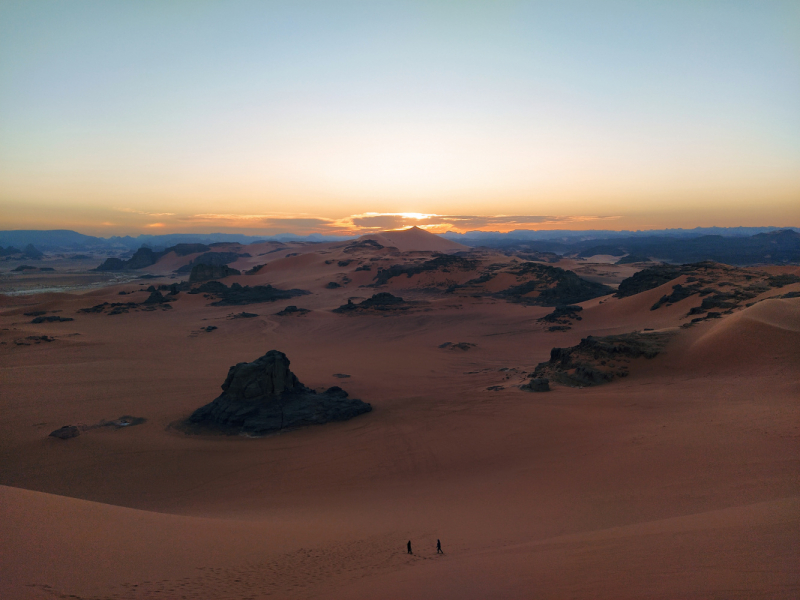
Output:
(0, 2), (798, 234)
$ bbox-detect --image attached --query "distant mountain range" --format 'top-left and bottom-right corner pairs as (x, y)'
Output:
(1, 227), (799, 265)
(448, 229), (800, 265)
(0, 230), (348, 251)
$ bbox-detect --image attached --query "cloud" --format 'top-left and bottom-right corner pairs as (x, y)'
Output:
(119, 208), (175, 217)
(114, 209), (621, 235)
(183, 214), (336, 231)
(419, 215), (621, 231)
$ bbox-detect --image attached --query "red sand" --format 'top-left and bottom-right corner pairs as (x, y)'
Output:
(1, 233), (798, 599)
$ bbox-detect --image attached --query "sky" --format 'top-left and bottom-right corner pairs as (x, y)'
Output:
(0, 0), (798, 236)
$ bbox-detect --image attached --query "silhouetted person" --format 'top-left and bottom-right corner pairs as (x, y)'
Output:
(407, 540), (412, 554)
(437, 539), (443, 554)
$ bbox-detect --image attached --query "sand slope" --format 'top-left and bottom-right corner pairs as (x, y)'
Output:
(1, 252), (798, 598)
(359, 226), (469, 253)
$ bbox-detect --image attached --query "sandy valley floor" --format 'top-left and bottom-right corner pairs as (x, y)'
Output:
(2, 230), (798, 599)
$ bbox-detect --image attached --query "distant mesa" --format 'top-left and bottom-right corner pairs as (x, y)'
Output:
(524, 331), (673, 389)
(229, 311), (259, 319)
(12, 264), (38, 272)
(186, 350), (371, 435)
(189, 263), (241, 282)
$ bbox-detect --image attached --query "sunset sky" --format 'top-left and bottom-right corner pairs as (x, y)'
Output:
(1, 1), (798, 236)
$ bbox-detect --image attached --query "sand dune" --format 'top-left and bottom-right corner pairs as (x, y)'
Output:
(1, 243), (798, 598)
(359, 226), (469, 253)
(683, 298), (800, 372)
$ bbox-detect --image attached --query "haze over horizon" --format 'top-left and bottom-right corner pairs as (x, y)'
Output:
(1, 1), (799, 236)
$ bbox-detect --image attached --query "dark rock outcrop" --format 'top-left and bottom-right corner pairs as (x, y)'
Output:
(373, 254), (479, 286)
(31, 315), (74, 323)
(521, 378), (550, 392)
(495, 263), (614, 306)
(276, 305), (310, 316)
(526, 331), (673, 388)
(539, 305), (583, 323)
(187, 350), (371, 435)
(96, 247), (158, 271)
(189, 263), (241, 282)
(49, 425), (79, 439)
(333, 292), (415, 313)
(188, 281), (309, 306)
(176, 251), (243, 274)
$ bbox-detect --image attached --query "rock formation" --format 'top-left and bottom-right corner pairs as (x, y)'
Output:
(189, 263), (241, 282)
(187, 350), (371, 435)
(520, 378), (550, 392)
(333, 292), (416, 313)
(49, 425), (79, 439)
(525, 331), (673, 388)
(188, 281), (309, 306)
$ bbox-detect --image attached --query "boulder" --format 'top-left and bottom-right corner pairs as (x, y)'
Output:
(49, 425), (79, 439)
(187, 350), (371, 435)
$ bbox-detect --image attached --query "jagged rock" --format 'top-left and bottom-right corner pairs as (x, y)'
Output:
(142, 291), (168, 304)
(49, 425), (79, 439)
(187, 350), (371, 435)
(188, 281), (309, 306)
(333, 292), (413, 313)
(521, 378), (550, 392)
(189, 263), (241, 282)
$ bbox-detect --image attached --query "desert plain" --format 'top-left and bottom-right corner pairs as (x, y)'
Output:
(1, 226), (798, 599)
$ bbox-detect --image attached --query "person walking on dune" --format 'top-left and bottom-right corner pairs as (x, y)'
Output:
(407, 540), (412, 554)
(437, 539), (443, 554)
